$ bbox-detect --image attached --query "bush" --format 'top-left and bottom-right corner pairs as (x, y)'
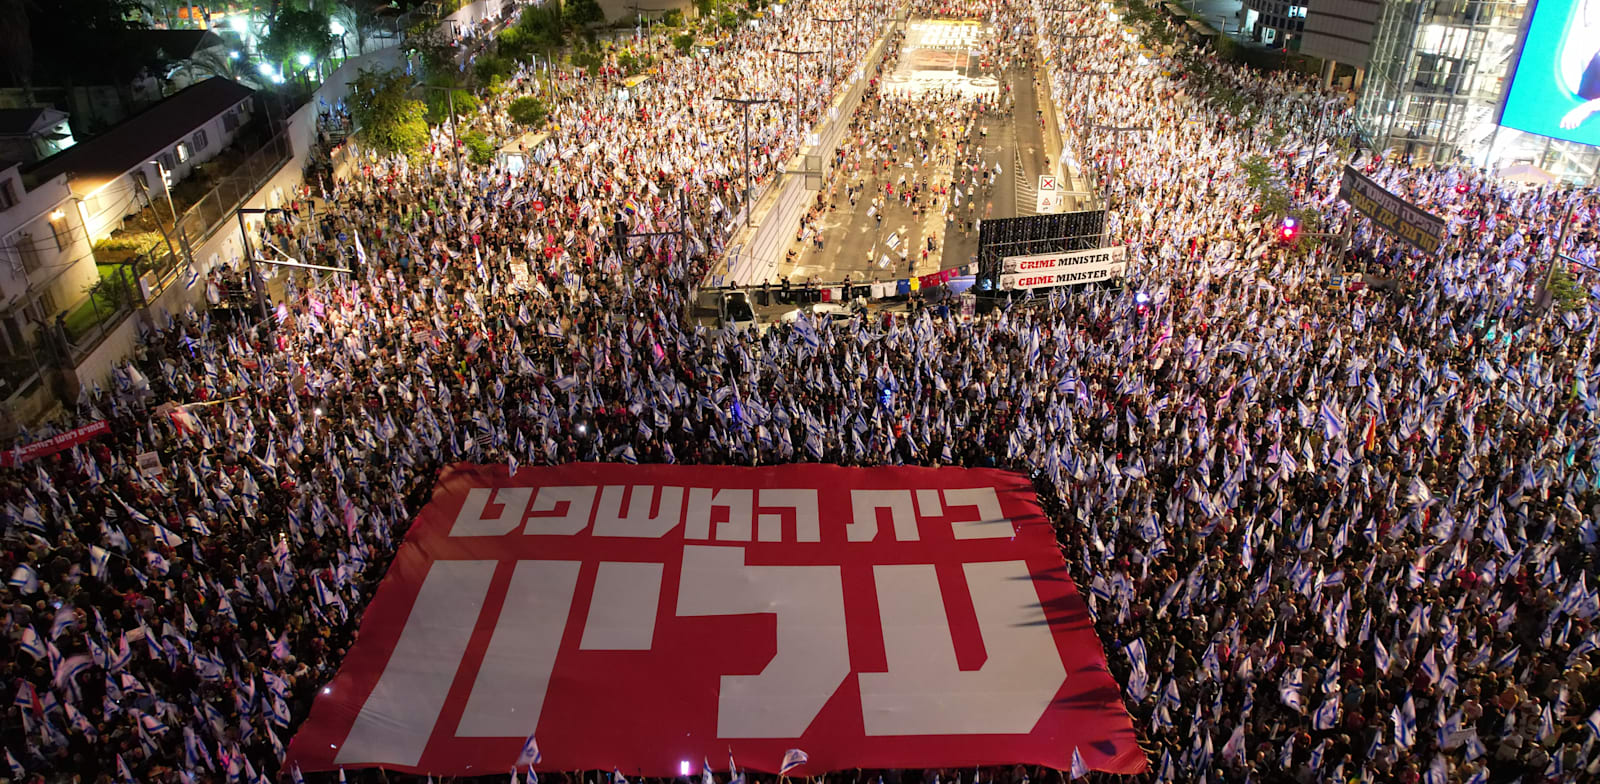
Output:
(463, 130), (495, 166)
(661, 9), (684, 27)
(569, 49), (602, 72)
(507, 96), (548, 127)
(673, 32), (695, 55)
(424, 88), (479, 125)
(94, 232), (164, 253)
(693, 0), (714, 17)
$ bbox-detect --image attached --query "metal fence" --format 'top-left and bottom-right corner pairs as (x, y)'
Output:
(155, 133), (295, 292)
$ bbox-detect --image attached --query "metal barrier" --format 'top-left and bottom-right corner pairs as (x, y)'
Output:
(155, 134), (295, 293)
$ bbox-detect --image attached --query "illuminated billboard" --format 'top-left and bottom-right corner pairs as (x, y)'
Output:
(1501, 0), (1600, 146)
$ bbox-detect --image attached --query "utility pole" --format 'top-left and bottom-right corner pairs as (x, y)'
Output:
(716, 96), (780, 227)
(413, 82), (462, 171)
(772, 48), (822, 140)
(1088, 123), (1151, 247)
(812, 17), (853, 80)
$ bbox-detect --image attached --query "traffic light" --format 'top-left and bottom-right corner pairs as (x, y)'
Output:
(1280, 216), (1300, 243)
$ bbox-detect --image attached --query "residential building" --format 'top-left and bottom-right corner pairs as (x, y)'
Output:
(0, 107), (77, 165)
(25, 77), (258, 243)
(0, 161), (98, 371)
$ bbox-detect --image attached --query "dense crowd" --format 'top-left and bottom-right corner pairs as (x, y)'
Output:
(7, 0), (1600, 783)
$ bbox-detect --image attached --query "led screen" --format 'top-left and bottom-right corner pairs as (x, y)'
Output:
(1501, 0), (1600, 146)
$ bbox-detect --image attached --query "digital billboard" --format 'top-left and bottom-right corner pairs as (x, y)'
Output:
(1501, 0), (1600, 146)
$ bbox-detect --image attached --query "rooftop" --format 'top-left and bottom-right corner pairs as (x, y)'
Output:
(0, 107), (68, 137)
(23, 77), (254, 195)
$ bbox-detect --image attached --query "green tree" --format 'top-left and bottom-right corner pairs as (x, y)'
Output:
(423, 86), (478, 126)
(564, 0), (606, 29)
(507, 96), (547, 127)
(349, 66), (430, 158)
(1548, 264), (1589, 313)
(262, 7), (335, 78)
(672, 31), (695, 55)
(463, 130), (494, 165)
(569, 49), (602, 73)
(661, 8), (683, 26)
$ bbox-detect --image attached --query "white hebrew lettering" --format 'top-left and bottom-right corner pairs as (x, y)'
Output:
(859, 560), (1065, 735)
(756, 489), (821, 542)
(684, 487), (753, 541)
(456, 560), (581, 737)
(450, 487), (534, 536)
(580, 561), (664, 650)
(676, 545), (849, 738)
(337, 560), (496, 765)
(593, 485), (685, 538)
(943, 487), (1013, 539)
(848, 489), (920, 542)
(525, 485), (597, 535)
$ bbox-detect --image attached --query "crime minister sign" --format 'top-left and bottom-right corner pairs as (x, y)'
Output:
(287, 463), (1144, 776)
(1339, 166), (1446, 254)
(998, 247), (1126, 290)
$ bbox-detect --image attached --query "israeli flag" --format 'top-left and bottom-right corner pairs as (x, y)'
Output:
(7, 564), (39, 594)
(1394, 693), (1417, 748)
(515, 733), (541, 767)
(1069, 747), (1088, 779)
(18, 626), (45, 660)
(702, 758), (714, 784)
(779, 749), (808, 775)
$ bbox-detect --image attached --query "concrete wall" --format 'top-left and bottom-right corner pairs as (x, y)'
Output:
(715, 23), (901, 287)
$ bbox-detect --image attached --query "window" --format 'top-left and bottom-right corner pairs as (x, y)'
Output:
(47, 213), (68, 252)
(192, 129), (209, 153)
(222, 110), (239, 132)
(159, 151), (176, 171)
(16, 232), (40, 273)
(0, 180), (15, 210)
(175, 142), (191, 163)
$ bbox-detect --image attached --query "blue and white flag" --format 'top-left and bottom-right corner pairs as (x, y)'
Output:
(7, 564), (39, 594)
(515, 733), (541, 767)
(1069, 747), (1088, 779)
(1394, 693), (1417, 748)
(778, 749), (808, 775)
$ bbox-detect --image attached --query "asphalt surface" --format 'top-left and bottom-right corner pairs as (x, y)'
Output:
(779, 61), (1052, 285)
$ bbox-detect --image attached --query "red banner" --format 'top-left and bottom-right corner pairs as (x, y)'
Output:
(287, 464), (1144, 776)
(0, 420), (110, 467)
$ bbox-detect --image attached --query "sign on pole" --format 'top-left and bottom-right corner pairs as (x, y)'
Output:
(1338, 166), (1445, 254)
(998, 246), (1127, 290)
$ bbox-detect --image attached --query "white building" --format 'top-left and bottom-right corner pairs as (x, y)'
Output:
(26, 77), (257, 243)
(0, 162), (97, 362)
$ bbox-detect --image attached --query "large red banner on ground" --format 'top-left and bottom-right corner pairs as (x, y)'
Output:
(287, 463), (1145, 776)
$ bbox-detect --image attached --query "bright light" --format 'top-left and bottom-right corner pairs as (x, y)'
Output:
(314, 408), (324, 416)
(231, 16), (247, 32)
(272, 74), (286, 84)
(1135, 291), (1150, 304)
(48, 210), (64, 221)
(576, 423), (588, 436)
(229, 50), (240, 60)
(322, 687), (332, 694)
(257, 62), (273, 76)
(680, 762), (691, 776)
(330, 20), (345, 36)
(297, 53), (313, 67)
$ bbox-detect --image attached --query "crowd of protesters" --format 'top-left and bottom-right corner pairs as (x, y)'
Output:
(7, 0), (1600, 783)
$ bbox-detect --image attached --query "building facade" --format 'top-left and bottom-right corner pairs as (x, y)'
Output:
(1349, 0), (1600, 179)
(1241, 0), (1311, 48)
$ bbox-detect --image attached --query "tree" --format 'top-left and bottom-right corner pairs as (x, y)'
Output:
(564, 0), (606, 30)
(463, 130), (494, 166)
(333, 0), (388, 56)
(349, 67), (429, 158)
(507, 96), (547, 127)
(262, 7), (335, 79)
(672, 32), (695, 56)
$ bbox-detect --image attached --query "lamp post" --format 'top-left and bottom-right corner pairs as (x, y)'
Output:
(1089, 122), (1151, 246)
(812, 16), (854, 80)
(716, 96), (780, 227)
(772, 47), (822, 139)
(148, 159), (180, 228)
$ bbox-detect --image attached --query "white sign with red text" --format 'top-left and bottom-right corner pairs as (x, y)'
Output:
(998, 246), (1127, 290)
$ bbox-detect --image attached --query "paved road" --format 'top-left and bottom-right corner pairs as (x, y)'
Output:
(779, 61), (1051, 284)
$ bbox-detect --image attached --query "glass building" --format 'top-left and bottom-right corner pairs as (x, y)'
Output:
(1352, 0), (1600, 181)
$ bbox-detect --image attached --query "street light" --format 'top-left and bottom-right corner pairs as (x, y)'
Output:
(297, 53), (312, 67)
(715, 95), (780, 227)
(1088, 122), (1151, 246)
(772, 48), (822, 139)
